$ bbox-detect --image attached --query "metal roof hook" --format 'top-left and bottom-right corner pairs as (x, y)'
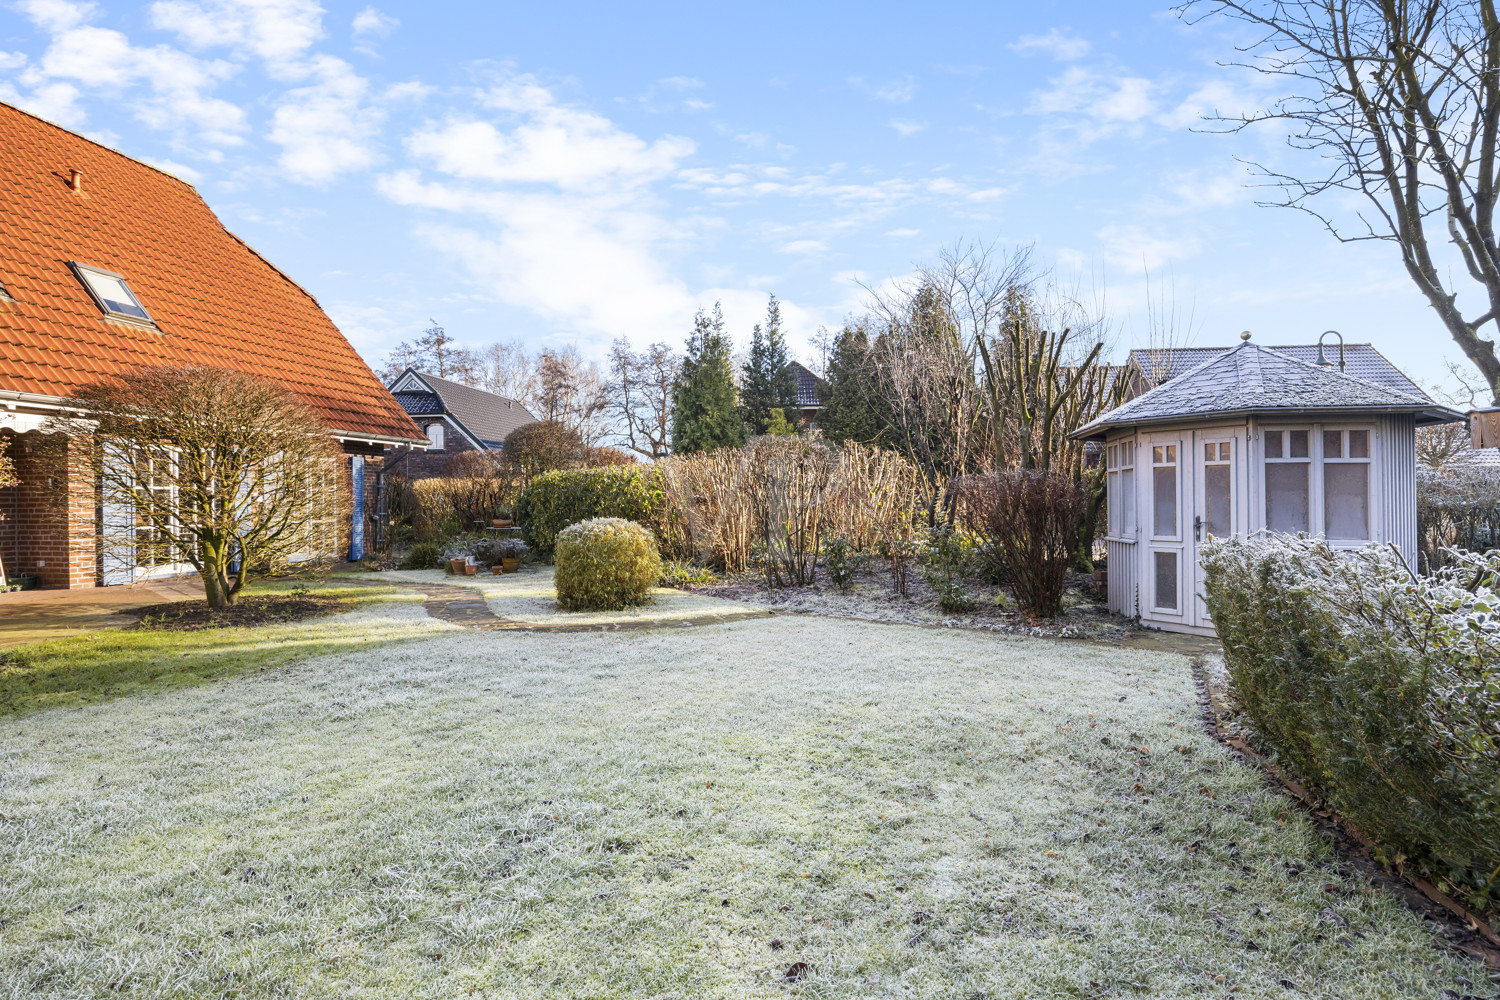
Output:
(1315, 330), (1345, 371)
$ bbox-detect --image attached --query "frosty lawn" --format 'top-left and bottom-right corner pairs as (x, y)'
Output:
(0, 603), (1484, 998)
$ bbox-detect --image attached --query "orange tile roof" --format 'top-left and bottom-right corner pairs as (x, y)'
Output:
(0, 101), (423, 443)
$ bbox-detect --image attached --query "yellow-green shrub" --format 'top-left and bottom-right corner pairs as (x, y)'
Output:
(554, 518), (663, 611)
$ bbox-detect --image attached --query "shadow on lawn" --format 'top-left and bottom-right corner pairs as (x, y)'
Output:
(0, 582), (426, 716)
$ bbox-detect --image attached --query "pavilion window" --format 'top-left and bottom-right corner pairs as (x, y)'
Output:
(1264, 429), (1310, 534)
(1322, 428), (1371, 540)
(1152, 444), (1177, 537)
(1106, 441), (1135, 537)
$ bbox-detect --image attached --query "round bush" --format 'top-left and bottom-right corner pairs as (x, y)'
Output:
(554, 517), (663, 611)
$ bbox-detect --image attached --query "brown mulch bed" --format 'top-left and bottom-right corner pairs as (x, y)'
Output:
(690, 565), (1134, 641)
(125, 595), (343, 631)
(1190, 655), (1500, 973)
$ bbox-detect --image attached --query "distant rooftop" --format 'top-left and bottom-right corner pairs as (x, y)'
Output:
(790, 361), (823, 408)
(386, 369), (537, 448)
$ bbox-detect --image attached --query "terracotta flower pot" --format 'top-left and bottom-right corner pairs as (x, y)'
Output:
(464, 563), (478, 576)
(501, 557), (521, 573)
(492, 518), (514, 529)
(491, 564), (504, 575)
(449, 558), (466, 574)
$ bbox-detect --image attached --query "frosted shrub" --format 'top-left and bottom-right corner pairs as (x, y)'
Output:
(1201, 534), (1500, 909)
(554, 517), (663, 611)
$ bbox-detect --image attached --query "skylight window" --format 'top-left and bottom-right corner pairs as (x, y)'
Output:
(69, 262), (153, 324)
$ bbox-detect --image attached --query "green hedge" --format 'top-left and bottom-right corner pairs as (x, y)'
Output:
(1201, 535), (1500, 912)
(515, 466), (685, 559)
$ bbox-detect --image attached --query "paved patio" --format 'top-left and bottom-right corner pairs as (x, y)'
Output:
(0, 578), (203, 650)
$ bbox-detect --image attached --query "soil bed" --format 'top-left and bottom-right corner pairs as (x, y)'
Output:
(692, 563), (1134, 640)
(125, 594), (343, 631)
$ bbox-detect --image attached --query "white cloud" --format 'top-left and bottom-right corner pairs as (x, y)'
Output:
(780, 239), (827, 255)
(149, 0), (323, 71)
(145, 156), (203, 182)
(851, 74), (916, 104)
(885, 228), (920, 238)
(10, 3), (247, 146)
(269, 55), (383, 182)
(888, 118), (925, 137)
(1031, 67), (1154, 123)
(377, 76), (703, 346)
(1097, 224), (1199, 271)
(1010, 29), (1091, 61)
(0, 51), (29, 71)
(352, 6), (397, 37)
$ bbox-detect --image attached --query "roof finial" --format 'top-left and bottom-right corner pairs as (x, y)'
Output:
(1239, 330), (1252, 341)
(67, 169), (83, 194)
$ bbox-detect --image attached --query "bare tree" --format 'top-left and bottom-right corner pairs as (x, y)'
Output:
(481, 340), (540, 409)
(382, 321), (483, 384)
(606, 338), (679, 459)
(866, 280), (984, 519)
(536, 346), (611, 445)
(65, 366), (348, 608)
(1183, 0), (1500, 403)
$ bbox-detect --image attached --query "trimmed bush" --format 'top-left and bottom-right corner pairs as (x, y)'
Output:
(516, 466), (685, 559)
(554, 518), (663, 611)
(399, 541), (441, 570)
(1201, 535), (1500, 911)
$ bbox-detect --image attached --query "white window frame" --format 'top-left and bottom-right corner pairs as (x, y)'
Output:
(1319, 425), (1374, 543)
(69, 261), (156, 327)
(1260, 422), (1377, 542)
(426, 422), (446, 451)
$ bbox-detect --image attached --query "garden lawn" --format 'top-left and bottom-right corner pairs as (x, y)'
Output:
(0, 606), (1485, 998)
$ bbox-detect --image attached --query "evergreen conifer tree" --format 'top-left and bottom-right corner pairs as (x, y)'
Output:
(672, 304), (746, 454)
(739, 295), (800, 435)
(817, 322), (887, 444)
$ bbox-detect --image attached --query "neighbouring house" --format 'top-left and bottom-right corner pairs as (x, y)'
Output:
(383, 368), (538, 478)
(1076, 334), (1464, 636)
(790, 361), (824, 425)
(0, 101), (426, 589)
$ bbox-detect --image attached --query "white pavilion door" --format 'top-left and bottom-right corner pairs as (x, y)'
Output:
(1141, 433), (1189, 627)
(1189, 431), (1241, 630)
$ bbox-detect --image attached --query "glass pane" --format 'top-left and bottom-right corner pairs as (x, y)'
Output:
(1153, 465), (1177, 536)
(1289, 430), (1309, 458)
(1219, 442), (1231, 461)
(1107, 445), (1116, 469)
(1154, 551), (1178, 610)
(1266, 463), (1310, 534)
(1121, 468), (1135, 533)
(1165, 445), (1176, 463)
(81, 269), (149, 319)
(1324, 430), (1342, 458)
(1153, 446), (1164, 464)
(1205, 464), (1232, 537)
(1265, 430), (1283, 459)
(1107, 471), (1119, 535)
(1325, 463), (1370, 539)
(1204, 443), (1215, 462)
(1348, 429), (1369, 459)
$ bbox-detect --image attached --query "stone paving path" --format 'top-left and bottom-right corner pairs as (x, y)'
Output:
(368, 578), (774, 633)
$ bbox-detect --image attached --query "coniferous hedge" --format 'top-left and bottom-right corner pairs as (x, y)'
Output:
(1201, 535), (1500, 912)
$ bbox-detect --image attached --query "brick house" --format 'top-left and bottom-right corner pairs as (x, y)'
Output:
(383, 368), (537, 479)
(0, 101), (426, 589)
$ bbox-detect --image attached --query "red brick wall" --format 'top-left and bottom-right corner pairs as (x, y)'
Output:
(1, 430), (95, 589)
(383, 430), (481, 480)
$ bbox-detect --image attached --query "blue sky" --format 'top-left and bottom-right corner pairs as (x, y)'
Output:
(0, 0), (1475, 396)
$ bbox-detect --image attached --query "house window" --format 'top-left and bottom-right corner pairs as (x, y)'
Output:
(1264, 429), (1310, 534)
(1106, 441), (1136, 538)
(1152, 444), (1177, 537)
(1323, 428), (1371, 540)
(426, 422), (445, 450)
(69, 262), (154, 324)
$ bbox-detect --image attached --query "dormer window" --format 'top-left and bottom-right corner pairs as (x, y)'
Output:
(426, 422), (445, 450)
(69, 262), (154, 325)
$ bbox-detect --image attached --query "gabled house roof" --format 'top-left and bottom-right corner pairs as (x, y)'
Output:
(0, 101), (422, 444)
(1076, 341), (1463, 439)
(387, 369), (537, 448)
(790, 361), (824, 408)
(1128, 343), (1429, 400)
